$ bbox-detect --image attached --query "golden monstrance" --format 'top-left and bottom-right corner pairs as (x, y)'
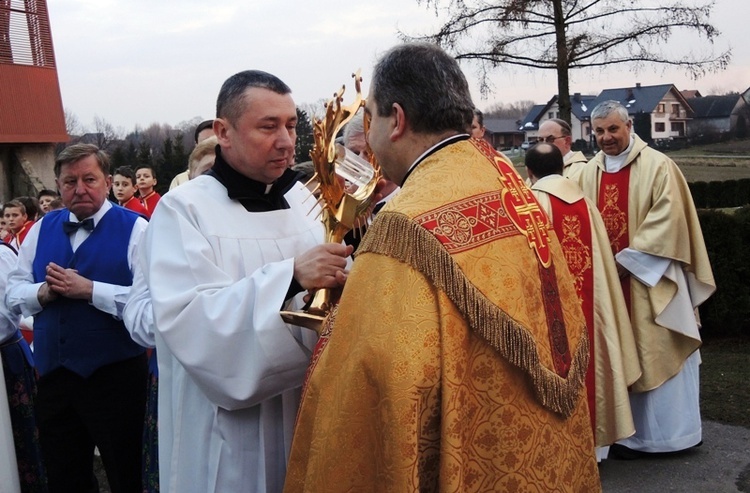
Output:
(280, 71), (380, 333)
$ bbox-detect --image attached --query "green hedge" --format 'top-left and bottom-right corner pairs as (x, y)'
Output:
(698, 206), (750, 337)
(689, 179), (750, 208)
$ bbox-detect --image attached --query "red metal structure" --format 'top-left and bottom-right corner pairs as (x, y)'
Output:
(0, 0), (66, 143)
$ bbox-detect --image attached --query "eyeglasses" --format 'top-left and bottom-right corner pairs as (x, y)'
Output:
(540, 135), (566, 144)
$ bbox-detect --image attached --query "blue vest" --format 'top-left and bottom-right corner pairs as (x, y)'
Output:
(32, 205), (145, 377)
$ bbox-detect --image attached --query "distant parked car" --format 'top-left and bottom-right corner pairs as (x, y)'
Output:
(521, 141), (531, 150)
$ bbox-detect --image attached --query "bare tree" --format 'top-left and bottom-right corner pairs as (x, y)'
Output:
(405, 0), (731, 123)
(64, 107), (84, 138)
(484, 100), (536, 119)
(92, 115), (121, 151)
(298, 100), (327, 122)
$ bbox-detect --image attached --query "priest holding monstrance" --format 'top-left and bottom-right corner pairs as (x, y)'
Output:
(284, 43), (600, 492)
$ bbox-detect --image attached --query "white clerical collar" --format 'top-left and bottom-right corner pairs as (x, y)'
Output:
(401, 134), (470, 186)
(68, 199), (111, 226)
(603, 135), (636, 173)
(563, 150), (575, 162)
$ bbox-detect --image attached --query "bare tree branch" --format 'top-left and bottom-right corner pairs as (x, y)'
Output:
(404, 0), (732, 123)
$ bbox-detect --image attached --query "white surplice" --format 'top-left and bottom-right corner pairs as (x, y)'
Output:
(143, 175), (323, 493)
(0, 246), (21, 493)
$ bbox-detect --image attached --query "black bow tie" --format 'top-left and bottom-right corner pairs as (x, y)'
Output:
(62, 218), (95, 235)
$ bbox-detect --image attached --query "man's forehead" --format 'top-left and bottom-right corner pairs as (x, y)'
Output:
(59, 157), (102, 175)
(243, 88), (296, 117)
(539, 121), (561, 134)
(593, 114), (627, 128)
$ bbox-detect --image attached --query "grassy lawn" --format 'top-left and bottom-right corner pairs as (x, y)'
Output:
(505, 139), (750, 182)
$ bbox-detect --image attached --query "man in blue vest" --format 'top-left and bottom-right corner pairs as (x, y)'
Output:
(6, 143), (149, 492)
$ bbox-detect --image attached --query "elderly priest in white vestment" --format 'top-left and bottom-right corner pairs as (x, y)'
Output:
(140, 70), (352, 492)
(577, 100), (715, 457)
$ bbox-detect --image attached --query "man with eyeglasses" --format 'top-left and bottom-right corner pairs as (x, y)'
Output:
(538, 118), (588, 179)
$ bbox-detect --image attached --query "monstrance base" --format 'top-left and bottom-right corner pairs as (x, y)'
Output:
(280, 310), (326, 334)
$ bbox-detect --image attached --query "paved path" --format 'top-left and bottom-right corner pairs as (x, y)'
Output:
(600, 421), (750, 492)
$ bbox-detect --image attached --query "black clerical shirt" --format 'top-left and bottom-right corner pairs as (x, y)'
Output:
(208, 147), (305, 300)
(207, 147), (302, 213)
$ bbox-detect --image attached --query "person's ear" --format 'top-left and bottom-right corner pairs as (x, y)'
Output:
(214, 118), (231, 146)
(390, 103), (407, 141)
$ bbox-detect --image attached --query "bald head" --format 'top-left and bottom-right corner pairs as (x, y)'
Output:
(525, 142), (564, 183)
(538, 119), (572, 155)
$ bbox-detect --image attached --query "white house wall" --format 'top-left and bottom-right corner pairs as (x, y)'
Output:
(530, 102), (589, 142)
(651, 92), (689, 139)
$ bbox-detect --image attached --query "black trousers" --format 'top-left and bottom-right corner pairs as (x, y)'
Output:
(36, 353), (148, 493)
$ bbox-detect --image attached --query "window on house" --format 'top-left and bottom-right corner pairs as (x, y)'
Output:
(671, 122), (684, 136)
(671, 104), (681, 116)
(656, 103), (665, 113)
(655, 122), (666, 132)
(548, 112), (554, 119)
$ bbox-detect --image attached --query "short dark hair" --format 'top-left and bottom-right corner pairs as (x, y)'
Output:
(371, 43), (474, 134)
(55, 143), (110, 178)
(37, 189), (58, 200)
(525, 143), (564, 178)
(194, 119), (215, 144)
(113, 166), (137, 185)
(14, 196), (39, 220)
(134, 165), (156, 177)
(216, 70), (292, 125)
(2, 199), (26, 215)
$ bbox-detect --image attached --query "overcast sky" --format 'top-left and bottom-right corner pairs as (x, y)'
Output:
(47, 0), (748, 132)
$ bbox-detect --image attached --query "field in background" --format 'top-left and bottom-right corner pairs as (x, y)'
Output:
(508, 139), (750, 183)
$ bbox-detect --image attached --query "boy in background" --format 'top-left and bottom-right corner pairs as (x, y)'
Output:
(114, 167), (149, 217)
(37, 190), (59, 215)
(135, 165), (161, 218)
(2, 200), (32, 250)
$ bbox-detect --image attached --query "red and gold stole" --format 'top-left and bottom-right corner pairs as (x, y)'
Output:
(598, 167), (631, 308)
(548, 195), (595, 431)
(485, 150), (573, 378)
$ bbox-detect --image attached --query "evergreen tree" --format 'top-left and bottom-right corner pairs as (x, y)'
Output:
(295, 107), (315, 164)
(125, 141), (138, 166)
(137, 141), (153, 167)
(110, 144), (127, 171)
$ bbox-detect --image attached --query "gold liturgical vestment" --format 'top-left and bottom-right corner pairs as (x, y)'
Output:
(532, 175), (640, 447)
(285, 139), (600, 492)
(563, 151), (588, 180)
(578, 135), (715, 392)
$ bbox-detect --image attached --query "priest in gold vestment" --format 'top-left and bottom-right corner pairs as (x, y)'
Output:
(526, 143), (641, 456)
(284, 43), (600, 493)
(577, 100), (715, 455)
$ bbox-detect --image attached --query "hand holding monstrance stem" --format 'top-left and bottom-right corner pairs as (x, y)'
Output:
(280, 71), (380, 333)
